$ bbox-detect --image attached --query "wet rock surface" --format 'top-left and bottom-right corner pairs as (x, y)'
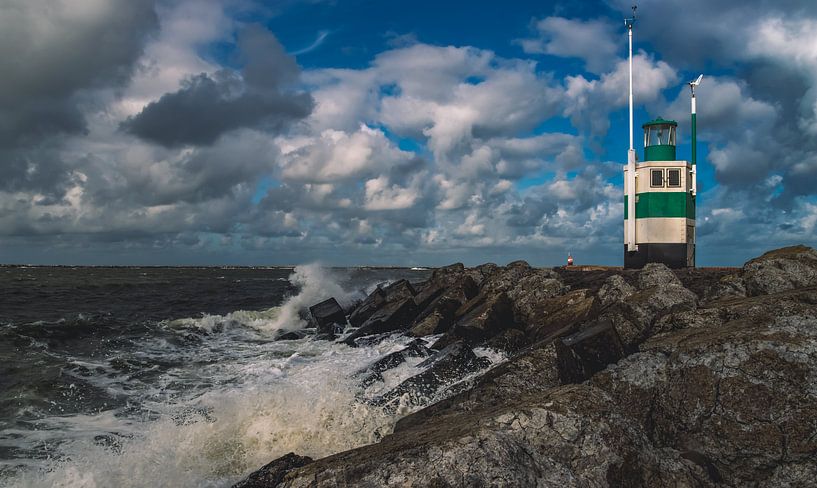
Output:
(236, 246), (817, 487)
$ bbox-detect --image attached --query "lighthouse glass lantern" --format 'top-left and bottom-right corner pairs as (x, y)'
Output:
(624, 117), (696, 269)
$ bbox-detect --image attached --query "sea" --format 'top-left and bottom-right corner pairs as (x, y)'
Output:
(0, 264), (503, 487)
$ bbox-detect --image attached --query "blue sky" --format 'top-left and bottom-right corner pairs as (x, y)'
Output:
(0, 0), (815, 266)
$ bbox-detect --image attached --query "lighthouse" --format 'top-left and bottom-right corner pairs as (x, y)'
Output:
(623, 7), (701, 269)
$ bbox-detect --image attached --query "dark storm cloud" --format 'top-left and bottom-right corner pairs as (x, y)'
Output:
(0, 0), (159, 192)
(122, 25), (313, 147)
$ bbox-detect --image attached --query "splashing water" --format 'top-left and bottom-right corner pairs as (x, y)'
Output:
(1, 265), (457, 488)
(267, 263), (357, 331)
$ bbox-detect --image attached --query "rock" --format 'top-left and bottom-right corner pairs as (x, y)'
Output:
(742, 245), (817, 296)
(592, 289), (817, 486)
(483, 328), (527, 354)
(523, 289), (595, 343)
(637, 262), (682, 290)
(278, 384), (713, 487)
(480, 262), (540, 294)
(601, 283), (698, 350)
(452, 292), (517, 344)
(358, 339), (431, 388)
(348, 287), (386, 327)
(411, 283), (445, 312)
(394, 341), (562, 434)
(275, 330), (307, 341)
(408, 307), (455, 337)
(373, 341), (491, 409)
(598, 274), (636, 307)
(506, 270), (568, 324)
(382, 279), (416, 301)
(233, 452), (313, 488)
(555, 318), (626, 384)
(250, 250), (817, 488)
(308, 297), (347, 336)
(702, 272), (747, 302)
(343, 297), (418, 345)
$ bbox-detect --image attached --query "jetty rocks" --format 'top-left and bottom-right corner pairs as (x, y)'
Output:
(238, 245), (817, 487)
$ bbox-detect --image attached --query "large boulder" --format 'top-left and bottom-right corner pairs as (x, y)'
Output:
(702, 272), (747, 302)
(597, 274), (636, 307)
(452, 292), (518, 344)
(276, 384), (714, 487)
(592, 288), (817, 486)
(348, 287), (386, 327)
(637, 262), (682, 290)
(601, 280), (698, 351)
(382, 279), (416, 302)
(555, 319), (626, 384)
(343, 297), (418, 345)
(372, 341), (490, 410)
(233, 453), (313, 488)
(308, 297), (347, 336)
(742, 245), (817, 296)
(407, 298), (458, 337)
(506, 269), (568, 324)
(523, 288), (596, 343)
(357, 339), (431, 388)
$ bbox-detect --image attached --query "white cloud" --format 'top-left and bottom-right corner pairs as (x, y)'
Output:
(363, 175), (420, 210)
(278, 124), (415, 183)
(518, 17), (619, 74)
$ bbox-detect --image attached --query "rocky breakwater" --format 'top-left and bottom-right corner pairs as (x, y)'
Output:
(237, 245), (817, 487)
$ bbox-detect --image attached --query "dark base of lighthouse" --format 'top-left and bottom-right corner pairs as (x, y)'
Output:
(624, 244), (694, 269)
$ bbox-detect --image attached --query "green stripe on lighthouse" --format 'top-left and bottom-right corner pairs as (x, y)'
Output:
(624, 192), (695, 219)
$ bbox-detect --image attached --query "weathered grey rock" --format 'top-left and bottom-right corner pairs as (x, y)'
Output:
(506, 269), (568, 324)
(308, 297), (347, 336)
(742, 245), (817, 296)
(233, 452), (313, 488)
(358, 339), (431, 388)
(372, 341), (490, 409)
(480, 262), (541, 294)
(523, 288), (595, 343)
(348, 287), (386, 327)
(592, 289), (817, 486)
(602, 283), (698, 350)
(407, 307), (454, 337)
(702, 272), (747, 302)
(343, 297), (418, 345)
(383, 279), (416, 302)
(251, 248), (817, 488)
(275, 330), (307, 341)
(555, 319), (626, 384)
(452, 292), (517, 344)
(483, 328), (527, 354)
(279, 384), (713, 488)
(638, 262), (682, 290)
(598, 274), (636, 307)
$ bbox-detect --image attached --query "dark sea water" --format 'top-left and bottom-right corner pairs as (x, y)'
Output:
(0, 265), (469, 487)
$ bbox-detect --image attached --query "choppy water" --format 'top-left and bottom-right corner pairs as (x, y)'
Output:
(0, 264), (501, 487)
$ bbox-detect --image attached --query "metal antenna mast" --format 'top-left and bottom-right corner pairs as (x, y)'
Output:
(625, 5), (637, 252)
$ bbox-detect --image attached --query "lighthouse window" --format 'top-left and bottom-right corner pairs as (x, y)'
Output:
(667, 168), (682, 187)
(650, 169), (664, 187)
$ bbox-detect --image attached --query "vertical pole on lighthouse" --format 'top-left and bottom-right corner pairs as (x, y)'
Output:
(689, 74), (703, 196)
(625, 6), (637, 252)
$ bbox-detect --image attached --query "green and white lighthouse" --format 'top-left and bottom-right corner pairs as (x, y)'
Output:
(623, 7), (702, 269)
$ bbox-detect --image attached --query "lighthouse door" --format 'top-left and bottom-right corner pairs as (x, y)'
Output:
(686, 224), (695, 267)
